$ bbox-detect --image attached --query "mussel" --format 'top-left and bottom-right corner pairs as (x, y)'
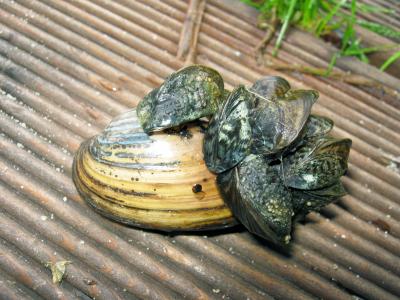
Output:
(73, 109), (236, 231)
(73, 65), (351, 245)
(137, 65), (225, 133)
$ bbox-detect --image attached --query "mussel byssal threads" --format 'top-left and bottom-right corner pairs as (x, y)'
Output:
(73, 65), (351, 245)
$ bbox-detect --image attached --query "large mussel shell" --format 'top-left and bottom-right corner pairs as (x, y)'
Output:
(73, 109), (236, 231)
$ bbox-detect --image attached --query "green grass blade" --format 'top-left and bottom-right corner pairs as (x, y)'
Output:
(339, 1), (394, 14)
(316, 0), (347, 36)
(355, 3), (395, 14)
(325, 52), (339, 75)
(380, 51), (400, 71)
(357, 20), (400, 40)
(273, 0), (298, 56)
(340, 0), (356, 52)
(239, 0), (264, 9)
(344, 44), (398, 56)
(301, 0), (316, 29)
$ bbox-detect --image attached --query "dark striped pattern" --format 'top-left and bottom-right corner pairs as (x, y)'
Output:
(0, 0), (399, 299)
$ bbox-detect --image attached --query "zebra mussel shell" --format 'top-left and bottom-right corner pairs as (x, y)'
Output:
(73, 109), (236, 231)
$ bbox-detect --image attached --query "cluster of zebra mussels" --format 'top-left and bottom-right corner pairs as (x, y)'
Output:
(137, 65), (351, 245)
(73, 65), (351, 245)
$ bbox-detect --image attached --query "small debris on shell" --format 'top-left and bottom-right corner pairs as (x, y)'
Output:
(192, 183), (202, 193)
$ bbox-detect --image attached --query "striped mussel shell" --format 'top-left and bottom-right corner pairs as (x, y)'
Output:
(73, 109), (236, 231)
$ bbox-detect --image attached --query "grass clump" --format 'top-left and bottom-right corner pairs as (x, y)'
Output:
(243, 0), (399, 71)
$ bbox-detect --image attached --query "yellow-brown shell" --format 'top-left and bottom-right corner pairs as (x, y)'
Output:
(73, 109), (236, 231)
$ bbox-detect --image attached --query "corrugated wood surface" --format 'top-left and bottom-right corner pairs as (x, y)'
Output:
(0, 0), (399, 299)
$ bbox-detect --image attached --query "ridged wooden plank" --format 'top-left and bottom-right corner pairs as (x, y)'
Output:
(0, 1), (399, 299)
